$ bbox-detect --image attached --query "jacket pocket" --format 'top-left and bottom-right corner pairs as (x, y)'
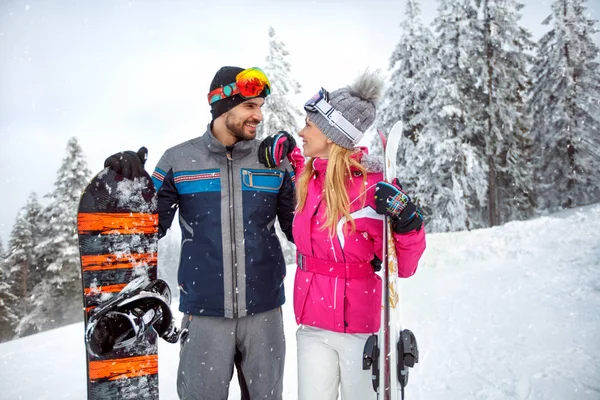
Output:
(177, 239), (193, 288)
(179, 314), (193, 354)
(293, 269), (314, 325)
(241, 169), (284, 192)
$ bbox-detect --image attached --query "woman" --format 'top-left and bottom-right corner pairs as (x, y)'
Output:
(260, 71), (426, 400)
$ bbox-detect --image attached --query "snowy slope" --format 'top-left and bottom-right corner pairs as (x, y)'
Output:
(1, 204), (599, 400)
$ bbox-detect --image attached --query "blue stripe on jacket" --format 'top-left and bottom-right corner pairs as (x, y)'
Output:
(174, 169), (221, 195)
(152, 167), (168, 191)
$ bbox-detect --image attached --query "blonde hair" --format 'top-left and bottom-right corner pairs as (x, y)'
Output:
(296, 145), (368, 235)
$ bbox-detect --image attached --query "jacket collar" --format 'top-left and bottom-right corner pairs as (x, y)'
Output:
(199, 123), (255, 157)
(312, 147), (368, 176)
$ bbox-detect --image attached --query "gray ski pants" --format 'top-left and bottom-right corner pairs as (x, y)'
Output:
(177, 307), (285, 400)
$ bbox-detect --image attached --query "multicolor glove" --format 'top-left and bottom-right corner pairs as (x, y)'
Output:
(258, 131), (296, 168)
(104, 147), (148, 180)
(374, 178), (423, 233)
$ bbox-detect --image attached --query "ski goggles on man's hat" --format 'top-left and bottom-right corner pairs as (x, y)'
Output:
(207, 67), (271, 105)
(304, 87), (364, 144)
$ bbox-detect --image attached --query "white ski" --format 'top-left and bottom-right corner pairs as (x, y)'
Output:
(378, 120), (403, 400)
(363, 121), (418, 400)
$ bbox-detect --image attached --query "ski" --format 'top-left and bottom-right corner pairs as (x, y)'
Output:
(363, 121), (419, 400)
(379, 121), (403, 400)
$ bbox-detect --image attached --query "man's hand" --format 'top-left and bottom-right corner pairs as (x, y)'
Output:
(258, 131), (296, 168)
(104, 147), (148, 179)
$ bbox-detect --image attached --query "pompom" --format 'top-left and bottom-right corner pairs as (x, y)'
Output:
(347, 69), (384, 104)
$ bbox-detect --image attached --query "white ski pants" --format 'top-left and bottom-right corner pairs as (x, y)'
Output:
(296, 325), (377, 400)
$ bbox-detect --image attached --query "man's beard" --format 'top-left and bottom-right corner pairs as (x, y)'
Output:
(225, 114), (260, 142)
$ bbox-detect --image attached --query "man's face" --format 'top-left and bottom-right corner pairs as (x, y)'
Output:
(224, 97), (265, 142)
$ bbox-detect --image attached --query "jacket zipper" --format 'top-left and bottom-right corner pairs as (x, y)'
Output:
(227, 148), (238, 318)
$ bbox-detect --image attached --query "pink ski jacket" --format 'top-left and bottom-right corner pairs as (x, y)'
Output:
(291, 149), (426, 334)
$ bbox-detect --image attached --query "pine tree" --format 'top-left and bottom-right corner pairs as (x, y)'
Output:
(2, 193), (43, 338)
(479, 0), (536, 226)
(0, 234), (19, 342)
(529, 0), (600, 211)
(378, 0), (436, 145)
(257, 26), (301, 261)
(0, 267), (17, 342)
(0, 236), (5, 275)
(411, 0), (489, 232)
(375, 0), (438, 229)
(19, 138), (91, 335)
(257, 27), (303, 140)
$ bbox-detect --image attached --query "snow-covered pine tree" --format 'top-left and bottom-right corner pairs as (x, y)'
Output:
(0, 267), (17, 342)
(529, 0), (600, 211)
(498, 104), (536, 223)
(378, 0), (436, 148)
(257, 26), (301, 263)
(376, 0), (437, 224)
(0, 236), (5, 275)
(415, 0), (488, 232)
(20, 138), (91, 335)
(2, 193), (43, 338)
(479, 0), (536, 226)
(257, 26), (303, 140)
(0, 233), (19, 342)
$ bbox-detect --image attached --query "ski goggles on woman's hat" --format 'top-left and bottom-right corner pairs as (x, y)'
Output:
(304, 87), (364, 144)
(207, 67), (271, 105)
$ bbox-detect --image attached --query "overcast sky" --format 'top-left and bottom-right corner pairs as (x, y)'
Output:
(1, 0), (599, 244)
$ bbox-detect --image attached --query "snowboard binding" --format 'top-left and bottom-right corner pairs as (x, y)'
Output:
(85, 277), (188, 357)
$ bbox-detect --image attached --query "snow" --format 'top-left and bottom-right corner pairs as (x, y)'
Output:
(115, 176), (158, 213)
(1, 204), (599, 399)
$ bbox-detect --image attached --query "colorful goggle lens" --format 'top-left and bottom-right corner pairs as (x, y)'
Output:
(304, 88), (329, 112)
(207, 67), (271, 105)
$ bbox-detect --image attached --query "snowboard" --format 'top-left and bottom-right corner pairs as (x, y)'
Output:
(78, 168), (160, 399)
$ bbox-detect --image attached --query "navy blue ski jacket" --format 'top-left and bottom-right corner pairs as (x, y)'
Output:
(151, 125), (295, 318)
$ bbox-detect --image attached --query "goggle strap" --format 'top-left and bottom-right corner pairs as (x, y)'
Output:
(314, 97), (333, 115)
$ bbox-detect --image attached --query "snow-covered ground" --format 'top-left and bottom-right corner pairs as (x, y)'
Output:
(1, 204), (599, 400)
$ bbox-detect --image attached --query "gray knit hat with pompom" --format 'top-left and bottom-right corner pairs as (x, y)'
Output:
(307, 70), (384, 149)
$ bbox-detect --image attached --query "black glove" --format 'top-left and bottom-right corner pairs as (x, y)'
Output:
(258, 131), (296, 168)
(374, 179), (423, 233)
(370, 254), (382, 272)
(392, 202), (423, 233)
(104, 147), (148, 180)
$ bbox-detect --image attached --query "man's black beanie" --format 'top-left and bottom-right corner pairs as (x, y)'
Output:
(209, 66), (268, 120)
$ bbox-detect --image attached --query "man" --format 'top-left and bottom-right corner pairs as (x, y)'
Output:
(106, 66), (295, 400)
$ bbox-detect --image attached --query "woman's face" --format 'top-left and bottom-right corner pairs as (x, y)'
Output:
(298, 116), (333, 158)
